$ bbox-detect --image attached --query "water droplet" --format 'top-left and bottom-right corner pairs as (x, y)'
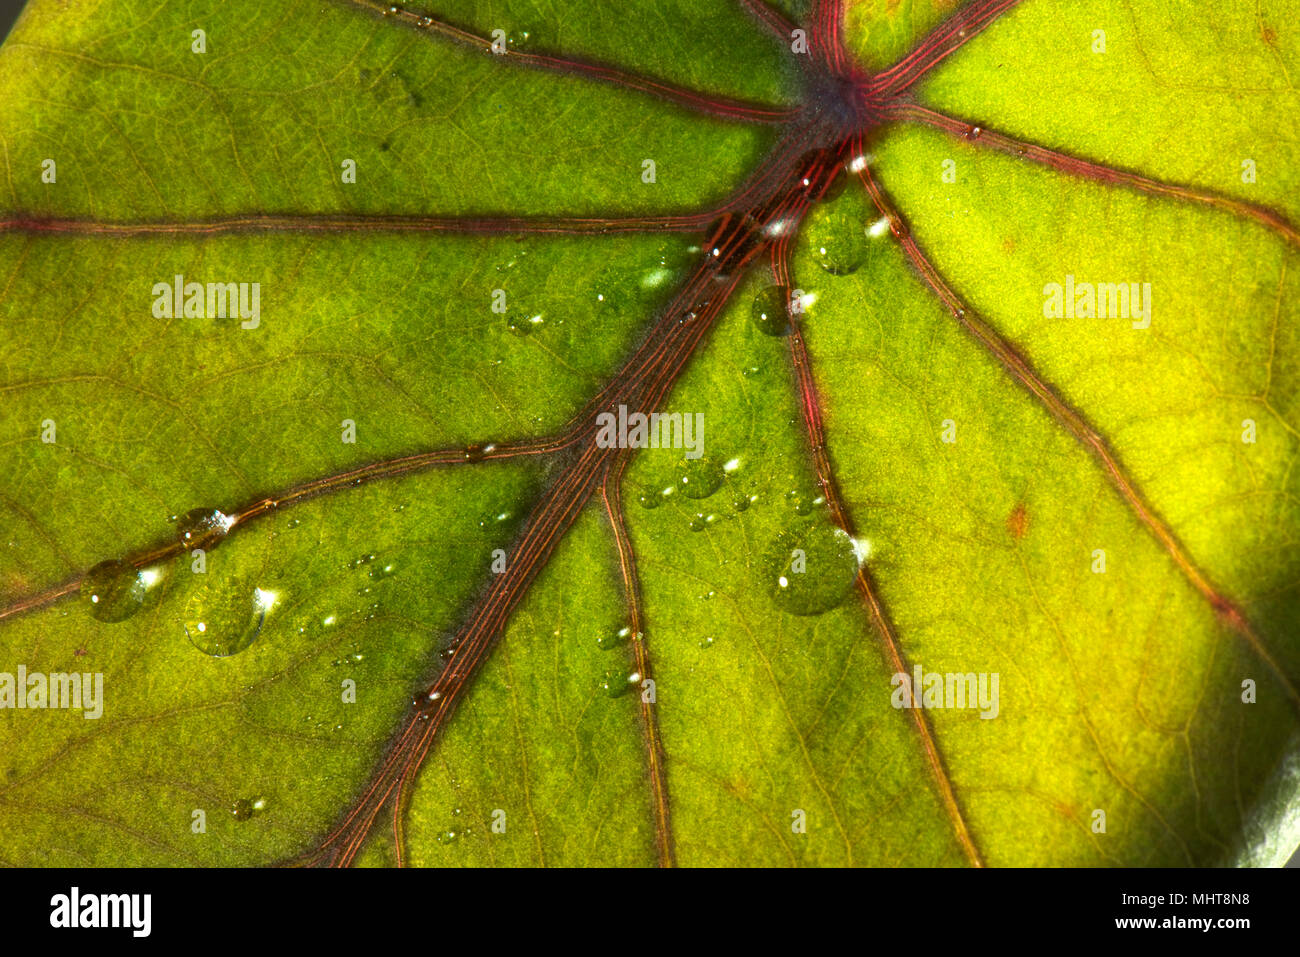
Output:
(285, 517), (301, 529)
(764, 525), (860, 616)
(505, 28), (539, 51)
(184, 583), (272, 657)
(703, 213), (759, 280)
(596, 626), (631, 651)
(636, 487), (661, 509)
(176, 508), (232, 550)
(678, 457), (724, 500)
(797, 148), (848, 203)
(413, 688), (443, 711)
(599, 668), (636, 697)
(805, 202), (868, 276)
(699, 635), (716, 649)
(80, 559), (146, 623)
(751, 284), (792, 337)
(506, 312), (546, 337)
(369, 561), (398, 581)
(436, 828), (459, 845)
(464, 444), (486, 463)
(231, 798), (256, 821)
(785, 487), (826, 517)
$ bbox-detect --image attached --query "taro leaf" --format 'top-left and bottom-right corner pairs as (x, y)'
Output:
(0, 0), (1298, 868)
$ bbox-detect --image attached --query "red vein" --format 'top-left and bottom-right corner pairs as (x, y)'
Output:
(0, 436), (565, 624)
(768, 183), (985, 866)
(602, 459), (675, 867)
(886, 103), (1300, 248)
(856, 163), (1300, 713)
(0, 212), (715, 238)
(738, 0), (798, 42)
(812, 0), (847, 73)
(868, 0), (1024, 96)
(303, 236), (749, 865)
(343, 0), (795, 124)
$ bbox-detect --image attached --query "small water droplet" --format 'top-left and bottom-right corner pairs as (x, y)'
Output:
(785, 487), (817, 516)
(702, 213), (759, 280)
(599, 668), (637, 697)
(231, 798), (256, 821)
(796, 148), (849, 203)
(176, 508), (232, 550)
(751, 284), (792, 337)
(732, 493), (757, 513)
(699, 635), (716, 649)
(80, 559), (146, 623)
(596, 626), (631, 651)
(369, 561), (397, 581)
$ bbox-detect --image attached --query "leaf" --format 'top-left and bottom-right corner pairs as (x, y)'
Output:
(0, 0), (1298, 867)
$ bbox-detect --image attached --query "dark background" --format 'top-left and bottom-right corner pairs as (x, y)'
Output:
(0, 0), (23, 42)
(0, 0), (1297, 871)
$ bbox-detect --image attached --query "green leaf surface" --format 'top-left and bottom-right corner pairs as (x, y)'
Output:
(1, 0), (1298, 867)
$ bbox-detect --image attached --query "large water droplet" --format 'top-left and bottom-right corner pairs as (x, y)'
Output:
(184, 583), (273, 657)
(805, 203), (868, 276)
(751, 284), (792, 337)
(80, 559), (146, 623)
(176, 508), (232, 550)
(764, 525), (860, 616)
